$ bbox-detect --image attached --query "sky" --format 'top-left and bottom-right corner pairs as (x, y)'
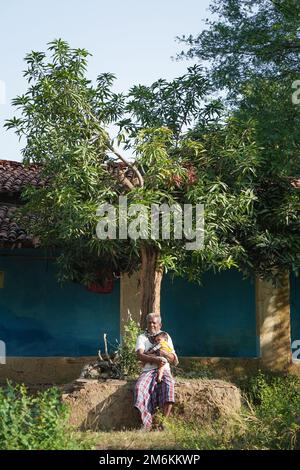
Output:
(0, 0), (212, 161)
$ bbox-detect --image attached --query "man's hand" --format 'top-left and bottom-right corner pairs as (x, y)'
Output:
(159, 350), (176, 364)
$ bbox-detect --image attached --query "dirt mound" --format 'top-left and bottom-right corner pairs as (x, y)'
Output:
(62, 378), (241, 431)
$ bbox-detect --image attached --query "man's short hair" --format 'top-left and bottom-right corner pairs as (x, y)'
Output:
(146, 312), (162, 324)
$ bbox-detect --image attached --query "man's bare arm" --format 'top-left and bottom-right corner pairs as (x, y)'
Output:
(159, 350), (179, 366)
(136, 349), (165, 366)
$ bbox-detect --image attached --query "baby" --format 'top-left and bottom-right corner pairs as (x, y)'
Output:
(146, 332), (175, 382)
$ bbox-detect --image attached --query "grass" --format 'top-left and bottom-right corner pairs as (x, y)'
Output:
(92, 429), (177, 450)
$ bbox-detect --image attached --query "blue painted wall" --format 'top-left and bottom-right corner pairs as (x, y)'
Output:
(0, 248), (258, 358)
(162, 271), (258, 357)
(0, 249), (120, 356)
(290, 274), (300, 347)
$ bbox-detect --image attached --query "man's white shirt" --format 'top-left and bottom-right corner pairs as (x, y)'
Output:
(135, 333), (176, 372)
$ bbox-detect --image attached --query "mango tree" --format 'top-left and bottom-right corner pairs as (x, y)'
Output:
(6, 40), (257, 327)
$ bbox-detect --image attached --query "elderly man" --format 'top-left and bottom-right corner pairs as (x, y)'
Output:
(134, 313), (178, 430)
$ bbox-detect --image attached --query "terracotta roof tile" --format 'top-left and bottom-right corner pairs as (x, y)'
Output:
(0, 159), (46, 194)
(0, 159), (137, 195)
(0, 205), (39, 247)
(0, 159), (137, 247)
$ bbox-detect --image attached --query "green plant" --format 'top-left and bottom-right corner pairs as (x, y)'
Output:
(241, 371), (300, 450)
(115, 315), (142, 379)
(173, 361), (214, 379)
(0, 382), (94, 450)
(168, 372), (300, 450)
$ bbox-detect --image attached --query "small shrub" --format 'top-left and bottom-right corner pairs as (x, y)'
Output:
(240, 371), (300, 449)
(0, 382), (94, 450)
(115, 315), (142, 378)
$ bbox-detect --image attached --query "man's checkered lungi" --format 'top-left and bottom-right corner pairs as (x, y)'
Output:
(134, 368), (175, 429)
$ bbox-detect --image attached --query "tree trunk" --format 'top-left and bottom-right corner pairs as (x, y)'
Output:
(139, 245), (163, 329)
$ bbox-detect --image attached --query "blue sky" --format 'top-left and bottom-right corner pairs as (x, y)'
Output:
(0, 0), (212, 161)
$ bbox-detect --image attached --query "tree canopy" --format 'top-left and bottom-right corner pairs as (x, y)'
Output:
(4, 40), (257, 317)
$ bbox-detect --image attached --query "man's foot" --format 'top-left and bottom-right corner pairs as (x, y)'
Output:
(138, 425), (151, 432)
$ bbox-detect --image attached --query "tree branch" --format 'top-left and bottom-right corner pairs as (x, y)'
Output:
(107, 143), (144, 188)
(87, 110), (144, 189)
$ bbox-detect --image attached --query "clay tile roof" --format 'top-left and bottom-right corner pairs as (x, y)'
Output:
(0, 159), (137, 247)
(0, 159), (137, 195)
(0, 204), (39, 247)
(0, 159), (46, 194)
(0, 160), (44, 247)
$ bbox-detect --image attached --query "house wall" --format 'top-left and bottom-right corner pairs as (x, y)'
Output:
(0, 252), (258, 359)
(0, 248), (120, 357)
(161, 270), (258, 357)
(120, 270), (300, 378)
(1, 249), (299, 383)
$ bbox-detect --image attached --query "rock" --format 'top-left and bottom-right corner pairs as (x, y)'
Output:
(174, 379), (241, 422)
(79, 360), (122, 380)
(61, 378), (241, 431)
